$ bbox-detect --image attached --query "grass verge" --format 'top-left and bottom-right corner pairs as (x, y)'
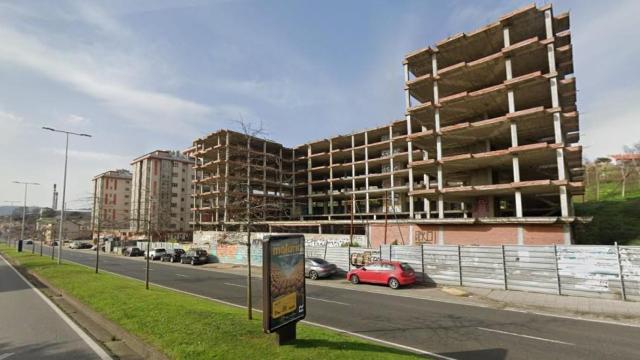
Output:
(0, 244), (423, 360)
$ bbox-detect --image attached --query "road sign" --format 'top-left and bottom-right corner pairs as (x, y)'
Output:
(262, 234), (306, 341)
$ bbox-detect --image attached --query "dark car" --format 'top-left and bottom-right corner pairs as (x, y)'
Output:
(305, 258), (337, 280)
(180, 249), (208, 265)
(123, 247), (143, 257)
(161, 249), (186, 263)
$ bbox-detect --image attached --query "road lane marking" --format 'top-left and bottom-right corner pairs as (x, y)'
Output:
(0, 254), (112, 359)
(46, 256), (462, 359)
(307, 296), (350, 306)
(224, 282), (246, 288)
(0, 353), (15, 360)
(175, 274), (188, 277)
(477, 327), (575, 346)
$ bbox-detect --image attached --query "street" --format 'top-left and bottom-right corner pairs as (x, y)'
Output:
(0, 252), (109, 360)
(38, 245), (640, 360)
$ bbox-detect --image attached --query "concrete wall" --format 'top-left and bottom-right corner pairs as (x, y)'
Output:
(193, 230), (367, 248)
(367, 223), (567, 247)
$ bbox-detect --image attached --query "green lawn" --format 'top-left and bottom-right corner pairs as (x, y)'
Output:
(0, 244), (422, 360)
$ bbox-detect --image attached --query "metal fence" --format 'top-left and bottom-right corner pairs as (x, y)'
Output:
(306, 244), (640, 302)
(135, 240), (640, 302)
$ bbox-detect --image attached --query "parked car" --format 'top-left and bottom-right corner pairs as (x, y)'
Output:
(70, 241), (92, 249)
(24, 239), (33, 245)
(91, 244), (105, 251)
(79, 242), (93, 249)
(147, 248), (166, 260)
(346, 261), (416, 289)
(180, 249), (208, 265)
(305, 258), (337, 280)
(123, 247), (143, 257)
(161, 249), (185, 263)
(51, 241), (58, 246)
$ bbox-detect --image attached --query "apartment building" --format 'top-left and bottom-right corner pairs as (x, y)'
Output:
(91, 169), (132, 237)
(130, 150), (194, 240)
(187, 4), (584, 245)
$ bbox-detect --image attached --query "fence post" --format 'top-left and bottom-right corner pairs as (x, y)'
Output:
(554, 244), (562, 295)
(615, 242), (627, 301)
(421, 244), (425, 283)
(501, 245), (508, 290)
(389, 245), (392, 261)
(324, 240), (328, 260)
(458, 245), (463, 286)
(348, 245), (351, 271)
(379, 244), (382, 260)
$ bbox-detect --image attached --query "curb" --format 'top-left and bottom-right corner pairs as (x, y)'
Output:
(2, 250), (169, 360)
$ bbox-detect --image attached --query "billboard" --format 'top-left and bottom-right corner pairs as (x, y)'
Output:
(262, 234), (306, 333)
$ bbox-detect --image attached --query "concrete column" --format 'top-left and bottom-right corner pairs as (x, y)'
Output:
(263, 142), (267, 220)
(562, 224), (571, 245)
(329, 139), (334, 217)
(291, 149), (296, 216)
(223, 132), (230, 223)
(505, 25), (522, 218)
(437, 225), (444, 245)
(307, 145), (313, 215)
(389, 126), (395, 210)
(365, 131), (370, 213)
(517, 225), (524, 245)
(432, 53), (444, 219)
(351, 135), (356, 213)
(405, 63), (415, 219)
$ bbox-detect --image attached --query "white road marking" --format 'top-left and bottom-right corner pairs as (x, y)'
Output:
(307, 296), (350, 306)
(175, 274), (187, 277)
(0, 353), (15, 360)
(224, 282), (246, 288)
(58, 259), (457, 359)
(0, 254), (112, 359)
(477, 327), (575, 346)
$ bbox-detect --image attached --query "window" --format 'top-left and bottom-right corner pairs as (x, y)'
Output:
(171, 193), (178, 197)
(172, 183), (178, 187)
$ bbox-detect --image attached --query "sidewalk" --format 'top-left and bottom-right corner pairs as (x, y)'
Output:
(83, 249), (640, 326)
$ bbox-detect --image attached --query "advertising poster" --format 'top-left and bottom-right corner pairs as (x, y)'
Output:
(262, 234), (306, 333)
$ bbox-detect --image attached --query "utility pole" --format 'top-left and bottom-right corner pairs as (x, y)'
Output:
(42, 127), (92, 265)
(350, 192), (355, 246)
(95, 205), (101, 274)
(383, 191), (389, 245)
(13, 181), (40, 252)
(146, 197), (152, 290)
(246, 136), (253, 320)
(2, 200), (20, 246)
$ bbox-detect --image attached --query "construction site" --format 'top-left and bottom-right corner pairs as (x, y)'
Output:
(186, 3), (585, 246)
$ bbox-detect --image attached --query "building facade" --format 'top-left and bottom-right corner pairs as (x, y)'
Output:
(187, 4), (584, 245)
(91, 169), (132, 237)
(130, 150), (194, 240)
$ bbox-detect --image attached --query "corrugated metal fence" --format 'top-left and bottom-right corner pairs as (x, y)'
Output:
(307, 244), (640, 302)
(136, 240), (640, 302)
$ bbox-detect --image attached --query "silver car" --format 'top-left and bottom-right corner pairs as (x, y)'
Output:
(305, 258), (337, 280)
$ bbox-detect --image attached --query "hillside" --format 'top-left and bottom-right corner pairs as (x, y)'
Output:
(574, 167), (640, 245)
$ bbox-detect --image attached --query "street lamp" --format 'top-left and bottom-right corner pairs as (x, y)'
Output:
(12, 181), (40, 252)
(2, 200), (21, 246)
(42, 127), (92, 264)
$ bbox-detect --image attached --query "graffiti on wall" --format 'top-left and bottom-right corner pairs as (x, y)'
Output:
(414, 230), (435, 245)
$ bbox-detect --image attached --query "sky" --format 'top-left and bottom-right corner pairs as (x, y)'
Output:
(1, 0), (639, 207)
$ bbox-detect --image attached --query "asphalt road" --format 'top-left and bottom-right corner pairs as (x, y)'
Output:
(0, 252), (107, 360)
(37, 245), (640, 359)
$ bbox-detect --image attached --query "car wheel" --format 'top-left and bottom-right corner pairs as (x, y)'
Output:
(350, 275), (360, 284)
(170, 257), (174, 263)
(309, 270), (319, 280)
(388, 278), (400, 289)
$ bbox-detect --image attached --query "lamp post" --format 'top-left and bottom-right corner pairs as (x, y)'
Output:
(2, 200), (21, 246)
(42, 127), (92, 264)
(12, 181), (40, 252)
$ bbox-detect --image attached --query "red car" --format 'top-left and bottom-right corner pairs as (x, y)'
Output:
(347, 261), (416, 289)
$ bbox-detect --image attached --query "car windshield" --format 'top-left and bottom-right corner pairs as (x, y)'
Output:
(156, 249), (165, 252)
(196, 250), (207, 255)
(311, 258), (328, 265)
(400, 263), (413, 271)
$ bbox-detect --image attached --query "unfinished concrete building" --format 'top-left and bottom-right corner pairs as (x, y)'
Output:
(186, 130), (301, 231)
(188, 4), (584, 245)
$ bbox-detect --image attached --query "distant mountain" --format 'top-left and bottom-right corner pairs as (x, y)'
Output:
(0, 206), (42, 216)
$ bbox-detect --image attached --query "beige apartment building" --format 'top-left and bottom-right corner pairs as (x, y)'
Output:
(91, 169), (132, 238)
(130, 150), (194, 241)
